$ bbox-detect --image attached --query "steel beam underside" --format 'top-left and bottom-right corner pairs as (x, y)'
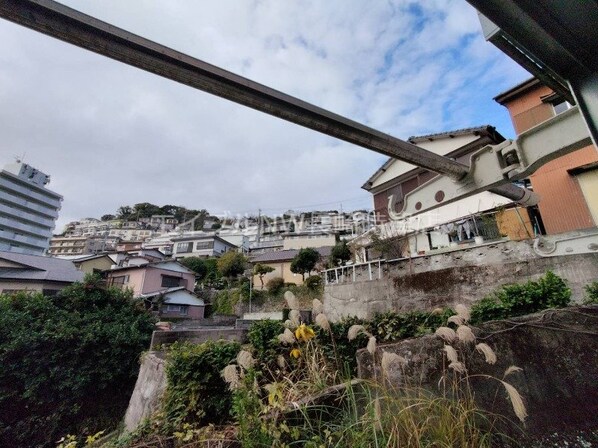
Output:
(0, 0), (530, 204)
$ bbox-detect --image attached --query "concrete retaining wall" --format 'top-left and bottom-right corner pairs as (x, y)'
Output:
(356, 306), (598, 441)
(150, 328), (248, 349)
(123, 352), (167, 432)
(324, 240), (598, 321)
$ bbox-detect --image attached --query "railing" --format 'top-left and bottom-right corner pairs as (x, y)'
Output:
(322, 259), (385, 285)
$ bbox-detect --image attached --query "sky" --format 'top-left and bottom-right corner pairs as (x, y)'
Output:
(0, 0), (530, 232)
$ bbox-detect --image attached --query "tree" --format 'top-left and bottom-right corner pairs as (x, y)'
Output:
(116, 205), (133, 220)
(253, 263), (275, 288)
(179, 257), (208, 281)
(290, 248), (321, 281)
(101, 214), (115, 221)
(0, 275), (155, 448)
(330, 240), (352, 266)
(217, 251), (247, 281)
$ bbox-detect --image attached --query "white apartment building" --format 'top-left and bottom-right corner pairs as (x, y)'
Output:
(0, 161), (62, 255)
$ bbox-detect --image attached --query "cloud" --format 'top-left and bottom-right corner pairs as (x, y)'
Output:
(0, 0), (529, 231)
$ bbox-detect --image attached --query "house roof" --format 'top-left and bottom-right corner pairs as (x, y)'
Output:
(139, 286), (205, 306)
(493, 77), (540, 105)
(0, 251), (85, 283)
(362, 125), (505, 192)
(107, 260), (194, 275)
(250, 246), (333, 263)
(171, 233), (237, 247)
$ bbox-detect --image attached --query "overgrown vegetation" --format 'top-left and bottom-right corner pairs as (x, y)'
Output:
(112, 271), (575, 447)
(160, 341), (241, 431)
(470, 271), (571, 323)
(584, 281), (598, 304)
(0, 275), (155, 448)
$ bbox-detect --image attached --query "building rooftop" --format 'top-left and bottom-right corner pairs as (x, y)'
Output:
(0, 251), (84, 283)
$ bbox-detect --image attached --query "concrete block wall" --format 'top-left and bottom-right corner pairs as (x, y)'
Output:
(324, 240), (598, 322)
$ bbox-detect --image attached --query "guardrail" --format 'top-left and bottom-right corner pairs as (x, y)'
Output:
(322, 259), (385, 285)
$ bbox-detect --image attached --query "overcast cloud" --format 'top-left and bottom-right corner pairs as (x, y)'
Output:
(0, 0), (529, 231)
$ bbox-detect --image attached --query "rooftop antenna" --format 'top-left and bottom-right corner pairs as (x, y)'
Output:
(14, 152), (26, 163)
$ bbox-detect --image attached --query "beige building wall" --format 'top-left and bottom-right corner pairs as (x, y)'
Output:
(0, 280), (44, 293)
(76, 257), (114, 274)
(283, 234), (336, 250)
(577, 170), (598, 224)
(253, 261), (304, 289)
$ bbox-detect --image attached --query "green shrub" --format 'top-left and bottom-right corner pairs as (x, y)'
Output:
(304, 275), (323, 291)
(162, 340), (241, 431)
(0, 275), (156, 448)
(471, 270), (571, 324)
(212, 289), (239, 315)
(247, 319), (285, 369)
(266, 277), (285, 295)
(584, 281), (598, 304)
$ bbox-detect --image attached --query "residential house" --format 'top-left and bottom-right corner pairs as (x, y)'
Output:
(495, 78), (598, 234)
(282, 231), (337, 250)
(139, 287), (205, 319)
(251, 246), (332, 288)
(359, 126), (536, 259)
(172, 233), (237, 259)
(0, 251), (84, 295)
(57, 253), (115, 274)
(104, 260), (204, 319)
(0, 161), (62, 255)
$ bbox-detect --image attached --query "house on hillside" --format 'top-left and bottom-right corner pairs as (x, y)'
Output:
(250, 246), (332, 288)
(56, 253), (115, 274)
(495, 78), (598, 234)
(171, 233), (237, 259)
(357, 126), (537, 261)
(0, 251), (84, 295)
(104, 260), (204, 319)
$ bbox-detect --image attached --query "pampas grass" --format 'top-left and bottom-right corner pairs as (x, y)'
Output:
(348, 324), (368, 341)
(366, 336), (377, 355)
(315, 313), (330, 331)
(449, 361), (467, 374)
(504, 365), (523, 377)
(435, 326), (457, 343)
(285, 291), (300, 310)
(222, 364), (240, 390)
(500, 380), (528, 422)
(444, 345), (459, 363)
(448, 315), (465, 326)
(475, 343), (497, 365)
(278, 328), (296, 344)
(455, 304), (471, 322)
(381, 351), (407, 378)
(289, 309), (301, 327)
(456, 325), (476, 343)
(312, 299), (324, 316)
(237, 350), (256, 370)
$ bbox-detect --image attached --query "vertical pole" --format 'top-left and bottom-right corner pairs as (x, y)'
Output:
(378, 260), (382, 279)
(353, 265), (356, 282)
(368, 262), (372, 281)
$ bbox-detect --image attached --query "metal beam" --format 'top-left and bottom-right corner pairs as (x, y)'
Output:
(0, 0), (532, 204)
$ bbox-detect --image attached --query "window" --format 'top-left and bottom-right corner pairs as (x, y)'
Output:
(111, 275), (129, 287)
(161, 275), (181, 288)
(195, 240), (214, 250)
(553, 100), (572, 115)
(176, 242), (193, 253)
(165, 304), (188, 315)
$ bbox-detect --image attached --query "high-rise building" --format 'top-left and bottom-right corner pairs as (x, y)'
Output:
(0, 161), (63, 255)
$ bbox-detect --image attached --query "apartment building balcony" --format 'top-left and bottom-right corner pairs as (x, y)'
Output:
(0, 216), (53, 238)
(0, 195), (59, 219)
(0, 203), (56, 229)
(0, 177), (62, 210)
